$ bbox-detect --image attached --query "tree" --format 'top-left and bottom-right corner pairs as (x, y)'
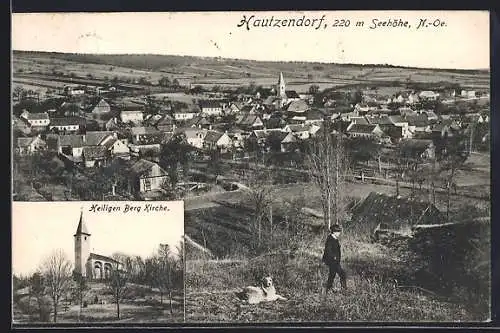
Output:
(243, 167), (274, 249)
(306, 121), (349, 231)
(29, 272), (50, 322)
(351, 89), (363, 105)
(41, 249), (73, 323)
(106, 263), (128, 319)
(439, 135), (468, 221)
(71, 272), (90, 319)
(153, 245), (174, 312)
(159, 76), (171, 87)
(309, 84), (320, 95)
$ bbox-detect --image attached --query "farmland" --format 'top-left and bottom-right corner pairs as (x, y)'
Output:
(13, 51), (490, 94)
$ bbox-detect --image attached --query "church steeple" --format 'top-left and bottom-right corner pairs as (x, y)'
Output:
(74, 208), (91, 236)
(74, 208), (91, 277)
(277, 72), (286, 99)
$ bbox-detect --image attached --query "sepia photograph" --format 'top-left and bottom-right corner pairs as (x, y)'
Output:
(12, 201), (185, 324)
(11, 10), (490, 323)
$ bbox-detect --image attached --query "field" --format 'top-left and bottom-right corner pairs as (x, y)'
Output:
(13, 51), (490, 93)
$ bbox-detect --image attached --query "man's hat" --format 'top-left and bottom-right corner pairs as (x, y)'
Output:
(330, 224), (342, 232)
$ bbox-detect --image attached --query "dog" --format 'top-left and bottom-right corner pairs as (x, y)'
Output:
(235, 276), (287, 305)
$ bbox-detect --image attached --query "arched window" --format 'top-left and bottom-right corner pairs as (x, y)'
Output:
(94, 261), (103, 280)
(104, 263), (112, 280)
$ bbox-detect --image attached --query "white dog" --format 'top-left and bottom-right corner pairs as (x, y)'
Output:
(235, 277), (287, 305)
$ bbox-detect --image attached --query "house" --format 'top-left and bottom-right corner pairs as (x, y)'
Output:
(264, 116), (286, 129)
(89, 98), (111, 116)
(173, 105), (200, 121)
(303, 109), (325, 124)
(64, 85), (85, 96)
(285, 90), (301, 103)
(406, 114), (431, 133)
(461, 90), (477, 99)
(388, 115), (411, 139)
(203, 130), (231, 152)
(236, 113), (264, 130)
(382, 125), (404, 143)
(262, 96), (282, 109)
(228, 131), (246, 149)
(273, 131), (298, 152)
(105, 118), (122, 131)
(128, 159), (169, 194)
(84, 131), (116, 146)
(285, 100), (310, 114)
(120, 110), (144, 124)
(418, 91), (439, 101)
(185, 116), (212, 130)
(82, 146), (109, 168)
(58, 134), (86, 160)
(283, 124), (319, 140)
(105, 137), (131, 159)
(420, 110), (438, 122)
(24, 112), (50, 127)
(199, 100), (223, 116)
(16, 136), (47, 156)
(130, 127), (164, 145)
(155, 115), (175, 132)
(59, 101), (85, 117)
(354, 103), (370, 113)
(430, 123), (454, 139)
(407, 93), (420, 104)
(249, 129), (283, 148)
(350, 116), (370, 125)
(183, 128), (208, 149)
(367, 115), (393, 126)
(346, 123), (385, 140)
(399, 107), (417, 117)
(225, 102), (242, 114)
(49, 117), (85, 133)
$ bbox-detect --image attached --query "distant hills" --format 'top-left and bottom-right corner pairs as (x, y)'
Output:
(12, 50), (489, 75)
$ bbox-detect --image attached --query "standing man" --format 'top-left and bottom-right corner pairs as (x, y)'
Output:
(322, 224), (347, 293)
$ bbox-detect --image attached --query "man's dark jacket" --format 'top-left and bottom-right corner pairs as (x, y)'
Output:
(322, 234), (341, 264)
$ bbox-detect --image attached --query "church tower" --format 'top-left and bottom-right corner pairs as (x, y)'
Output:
(74, 209), (91, 277)
(277, 72), (286, 99)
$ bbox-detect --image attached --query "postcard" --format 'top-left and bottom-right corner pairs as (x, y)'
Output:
(11, 10), (490, 325)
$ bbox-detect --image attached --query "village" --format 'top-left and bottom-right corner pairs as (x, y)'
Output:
(12, 66), (490, 204)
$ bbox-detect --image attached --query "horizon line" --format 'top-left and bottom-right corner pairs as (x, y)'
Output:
(12, 49), (490, 72)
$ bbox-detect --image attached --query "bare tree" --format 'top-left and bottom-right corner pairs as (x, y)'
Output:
(29, 272), (50, 322)
(243, 167), (274, 248)
(306, 121), (349, 231)
(41, 249), (73, 323)
(440, 135), (468, 221)
(106, 263), (128, 320)
(71, 272), (90, 312)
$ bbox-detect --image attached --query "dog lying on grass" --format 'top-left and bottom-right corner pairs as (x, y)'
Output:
(235, 277), (287, 305)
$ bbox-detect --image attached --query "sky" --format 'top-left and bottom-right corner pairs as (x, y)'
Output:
(11, 11), (490, 69)
(12, 201), (184, 276)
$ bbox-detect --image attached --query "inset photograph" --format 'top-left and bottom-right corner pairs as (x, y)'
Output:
(12, 201), (184, 324)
